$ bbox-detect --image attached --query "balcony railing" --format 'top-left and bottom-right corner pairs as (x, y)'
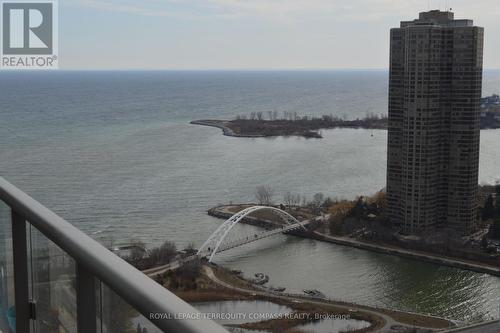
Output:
(0, 177), (228, 333)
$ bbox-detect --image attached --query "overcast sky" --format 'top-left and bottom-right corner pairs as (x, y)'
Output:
(61, 0), (500, 69)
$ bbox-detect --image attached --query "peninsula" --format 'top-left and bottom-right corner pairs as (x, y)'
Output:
(192, 97), (500, 138)
(191, 115), (387, 139)
(192, 108), (499, 139)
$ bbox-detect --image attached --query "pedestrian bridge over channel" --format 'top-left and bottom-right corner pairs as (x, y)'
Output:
(197, 206), (314, 262)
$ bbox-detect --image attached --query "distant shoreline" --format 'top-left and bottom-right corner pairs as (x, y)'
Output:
(190, 118), (387, 139)
(192, 117), (500, 139)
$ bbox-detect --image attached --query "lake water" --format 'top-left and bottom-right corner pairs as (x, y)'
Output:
(297, 318), (371, 333)
(1, 70), (500, 322)
(193, 300), (370, 333)
(193, 301), (291, 325)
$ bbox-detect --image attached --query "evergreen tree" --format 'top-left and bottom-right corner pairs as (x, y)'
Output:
(352, 197), (365, 218)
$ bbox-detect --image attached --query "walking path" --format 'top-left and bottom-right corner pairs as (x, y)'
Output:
(211, 205), (500, 277)
(203, 265), (450, 333)
(312, 231), (500, 277)
(441, 321), (499, 333)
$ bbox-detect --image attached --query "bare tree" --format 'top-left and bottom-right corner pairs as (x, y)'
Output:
(313, 193), (325, 207)
(255, 186), (274, 205)
(256, 111), (263, 120)
(312, 193), (325, 214)
(301, 195), (308, 207)
(183, 242), (197, 255)
(272, 110), (279, 121)
(147, 241), (177, 267)
(128, 239), (146, 264)
(292, 193), (302, 206)
(284, 192), (302, 207)
(283, 191), (293, 206)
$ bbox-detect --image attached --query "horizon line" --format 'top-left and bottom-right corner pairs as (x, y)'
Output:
(16, 67), (500, 72)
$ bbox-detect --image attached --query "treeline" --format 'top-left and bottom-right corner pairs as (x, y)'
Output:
(253, 185), (381, 219)
(327, 192), (388, 236)
(124, 240), (178, 270)
(235, 111), (386, 122)
(228, 112), (388, 137)
(255, 185), (335, 212)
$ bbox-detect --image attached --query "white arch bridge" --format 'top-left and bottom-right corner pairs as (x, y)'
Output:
(197, 206), (313, 262)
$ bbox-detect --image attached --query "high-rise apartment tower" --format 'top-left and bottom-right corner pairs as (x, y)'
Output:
(387, 10), (484, 234)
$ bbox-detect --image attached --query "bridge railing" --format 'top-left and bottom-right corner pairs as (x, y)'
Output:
(0, 177), (228, 333)
(217, 222), (308, 252)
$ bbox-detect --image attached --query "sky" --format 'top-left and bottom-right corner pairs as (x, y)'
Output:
(60, 0), (500, 70)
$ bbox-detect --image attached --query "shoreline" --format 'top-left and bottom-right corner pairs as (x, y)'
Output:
(202, 265), (452, 332)
(310, 232), (500, 277)
(191, 119), (500, 138)
(190, 119), (384, 139)
(190, 120), (265, 138)
(162, 263), (453, 332)
(209, 205), (500, 277)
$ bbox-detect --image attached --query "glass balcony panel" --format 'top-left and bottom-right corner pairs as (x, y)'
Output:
(28, 225), (77, 333)
(98, 283), (162, 333)
(0, 202), (15, 333)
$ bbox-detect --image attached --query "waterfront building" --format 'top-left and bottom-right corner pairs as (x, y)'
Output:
(386, 10), (484, 234)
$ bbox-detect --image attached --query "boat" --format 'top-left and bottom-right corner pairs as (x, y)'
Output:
(303, 289), (326, 298)
(250, 273), (269, 285)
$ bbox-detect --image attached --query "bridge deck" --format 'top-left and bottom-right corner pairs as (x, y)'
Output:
(216, 220), (312, 253)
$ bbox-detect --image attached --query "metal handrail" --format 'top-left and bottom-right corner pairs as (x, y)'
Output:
(0, 177), (228, 333)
